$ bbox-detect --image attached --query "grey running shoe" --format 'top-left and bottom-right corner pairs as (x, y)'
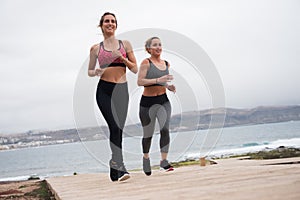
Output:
(160, 159), (174, 172)
(143, 157), (152, 176)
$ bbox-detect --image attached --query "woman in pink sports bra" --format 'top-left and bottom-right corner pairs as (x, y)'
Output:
(88, 12), (137, 182)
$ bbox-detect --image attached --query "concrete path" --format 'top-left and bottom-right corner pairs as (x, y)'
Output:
(46, 157), (300, 200)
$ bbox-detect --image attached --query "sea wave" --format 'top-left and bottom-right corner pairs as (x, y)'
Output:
(0, 175), (32, 182)
(182, 137), (300, 160)
(242, 142), (261, 147)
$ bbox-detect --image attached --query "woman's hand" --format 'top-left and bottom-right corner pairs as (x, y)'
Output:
(112, 50), (123, 59)
(167, 84), (176, 93)
(157, 74), (173, 84)
(95, 68), (106, 76)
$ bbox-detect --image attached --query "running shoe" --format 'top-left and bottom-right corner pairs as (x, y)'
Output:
(143, 157), (152, 176)
(160, 159), (174, 172)
(117, 164), (130, 182)
(109, 159), (130, 182)
(109, 159), (119, 182)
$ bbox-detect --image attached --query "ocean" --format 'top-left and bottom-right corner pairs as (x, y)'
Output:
(1, 121), (300, 181)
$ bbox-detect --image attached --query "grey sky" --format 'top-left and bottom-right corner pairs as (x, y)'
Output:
(0, 0), (299, 133)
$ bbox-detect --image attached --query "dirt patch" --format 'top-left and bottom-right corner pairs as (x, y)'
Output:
(0, 180), (55, 200)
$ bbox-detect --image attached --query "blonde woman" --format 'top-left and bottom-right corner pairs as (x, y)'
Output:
(137, 37), (176, 176)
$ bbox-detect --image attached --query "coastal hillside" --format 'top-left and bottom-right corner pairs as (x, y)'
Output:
(0, 105), (299, 149)
(168, 105), (300, 132)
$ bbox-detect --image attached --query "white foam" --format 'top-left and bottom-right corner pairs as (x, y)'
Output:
(0, 175), (30, 182)
(182, 137), (300, 159)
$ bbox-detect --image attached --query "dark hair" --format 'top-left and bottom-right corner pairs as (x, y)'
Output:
(145, 36), (160, 54)
(98, 12), (118, 28)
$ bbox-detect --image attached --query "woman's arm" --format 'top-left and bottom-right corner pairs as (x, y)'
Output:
(88, 44), (105, 77)
(122, 40), (138, 74)
(137, 59), (154, 86)
(165, 62), (176, 93)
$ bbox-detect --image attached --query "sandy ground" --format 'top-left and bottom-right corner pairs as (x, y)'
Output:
(46, 157), (300, 200)
(0, 180), (40, 200)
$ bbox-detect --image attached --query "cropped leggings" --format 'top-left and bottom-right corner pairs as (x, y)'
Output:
(96, 80), (129, 164)
(139, 94), (171, 154)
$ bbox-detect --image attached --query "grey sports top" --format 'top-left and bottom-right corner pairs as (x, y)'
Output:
(145, 59), (169, 87)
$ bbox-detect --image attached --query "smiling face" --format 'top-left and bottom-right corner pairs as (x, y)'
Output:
(147, 38), (162, 56)
(99, 13), (117, 35)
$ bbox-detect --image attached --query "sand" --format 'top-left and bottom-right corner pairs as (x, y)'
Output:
(0, 180), (44, 200)
(45, 157), (300, 200)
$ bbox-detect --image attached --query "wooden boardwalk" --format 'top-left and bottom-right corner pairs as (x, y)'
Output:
(46, 157), (300, 200)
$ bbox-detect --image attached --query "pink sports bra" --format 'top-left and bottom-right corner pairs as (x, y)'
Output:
(98, 40), (127, 69)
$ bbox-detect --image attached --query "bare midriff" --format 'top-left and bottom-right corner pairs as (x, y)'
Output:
(143, 86), (166, 96)
(100, 67), (127, 83)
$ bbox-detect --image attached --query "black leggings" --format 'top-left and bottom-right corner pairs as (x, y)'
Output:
(139, 94), (171, 154)
(96, 80), (129, 164)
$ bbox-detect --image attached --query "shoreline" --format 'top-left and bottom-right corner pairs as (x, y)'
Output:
(1, 145), (300, 182)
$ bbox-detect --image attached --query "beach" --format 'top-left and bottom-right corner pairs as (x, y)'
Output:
(45, 156), (300, 200)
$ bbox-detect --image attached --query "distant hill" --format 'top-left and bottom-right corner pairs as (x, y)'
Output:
(169, 105), (300, 132)
(54, 105), (300, 140)
(124, 105), (300, 137)
(1, 105), (300, 147)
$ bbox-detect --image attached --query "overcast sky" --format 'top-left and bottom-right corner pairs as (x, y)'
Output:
(0, 0), (299, 133)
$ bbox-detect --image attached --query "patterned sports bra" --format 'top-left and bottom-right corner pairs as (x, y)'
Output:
(98, 40), (127, 69)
